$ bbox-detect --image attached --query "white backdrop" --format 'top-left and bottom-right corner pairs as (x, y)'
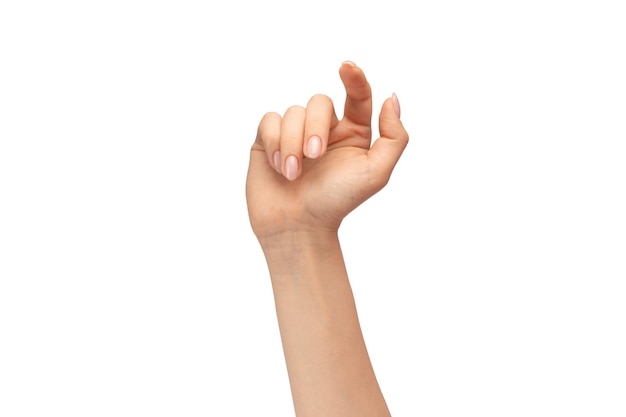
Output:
(1, 1), (625, 416)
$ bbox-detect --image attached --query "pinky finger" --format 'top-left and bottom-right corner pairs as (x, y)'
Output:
(256, 111), (282, 172)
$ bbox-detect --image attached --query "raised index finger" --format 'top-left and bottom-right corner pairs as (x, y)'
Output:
(339, 61), (373, 127)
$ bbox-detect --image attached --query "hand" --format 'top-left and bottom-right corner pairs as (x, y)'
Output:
(246, 62), (409, 241)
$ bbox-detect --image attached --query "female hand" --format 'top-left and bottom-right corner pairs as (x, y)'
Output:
(246, 62), (409, 241)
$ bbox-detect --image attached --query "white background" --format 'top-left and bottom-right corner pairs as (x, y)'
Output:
(1, 1), (625, 416)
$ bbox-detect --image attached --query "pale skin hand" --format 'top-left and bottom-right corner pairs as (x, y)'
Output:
(247, 61), (408, 240)
(246, 62), (408, 417)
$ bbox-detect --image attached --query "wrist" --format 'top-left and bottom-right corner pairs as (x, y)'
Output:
(258, 228), (342, 282)
(257, 227), (338, 255)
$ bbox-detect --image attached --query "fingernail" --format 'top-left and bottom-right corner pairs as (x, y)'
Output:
(273, 151), (281, 172)
(285, 155), (299, 181)
(342, 60), (356, 67)
(306, 136), (321, 158)
(392, 93), (401, 118)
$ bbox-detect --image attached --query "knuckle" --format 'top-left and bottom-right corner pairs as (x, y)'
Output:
(309, 93), (331, 105)
(260, 111), (280, 124)
(258, 112), (281, 145)
(284, 105), (305, 115)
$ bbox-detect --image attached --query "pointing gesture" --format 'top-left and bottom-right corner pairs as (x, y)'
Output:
(246, 62), (409, 239)
(246, 62), (407, 417)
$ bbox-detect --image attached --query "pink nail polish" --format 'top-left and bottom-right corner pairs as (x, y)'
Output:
(273, 151), (281, 172)
(392, 93), (401, 118)
(306, 136), (321, 159)
(285, 155), (299, 181)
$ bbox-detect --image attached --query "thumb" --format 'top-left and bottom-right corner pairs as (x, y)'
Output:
(368, 93), (409, 183)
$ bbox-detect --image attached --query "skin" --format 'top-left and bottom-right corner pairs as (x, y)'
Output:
(246, 61), (409, 417)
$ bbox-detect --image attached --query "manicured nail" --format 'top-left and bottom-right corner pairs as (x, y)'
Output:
(342, 60), (356, 67)
(392, 93), (401, 118)
(306, 136), (321, 158)
(285, 155), (299, 181)
(273, 151), (281, 172)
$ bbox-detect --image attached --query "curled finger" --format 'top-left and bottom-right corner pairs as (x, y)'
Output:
(303, 94), (338, 159)
(256, 111), (283, 172)
(279, 105), (306, 181)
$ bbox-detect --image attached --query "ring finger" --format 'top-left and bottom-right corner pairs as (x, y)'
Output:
(280, 105), (306, 181)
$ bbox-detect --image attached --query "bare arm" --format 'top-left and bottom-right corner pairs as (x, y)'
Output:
(263, 230), (389, 416)
(246, 62), (408, 416)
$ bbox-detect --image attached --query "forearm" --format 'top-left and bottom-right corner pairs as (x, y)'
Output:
(261, 230), (391, 417)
